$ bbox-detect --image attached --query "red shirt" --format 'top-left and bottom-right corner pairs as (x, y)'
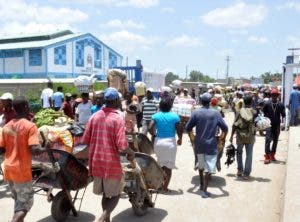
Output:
(82, 107), (128, 179)
(0, 118), (39, 182)
(62, 101), (74, 119)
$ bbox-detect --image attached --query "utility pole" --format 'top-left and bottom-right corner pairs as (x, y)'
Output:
(185, 65), (188, 81)
(225, 55), (230, 85)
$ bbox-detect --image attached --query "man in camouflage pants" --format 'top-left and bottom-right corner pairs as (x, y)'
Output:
(0, 97), (44, 222)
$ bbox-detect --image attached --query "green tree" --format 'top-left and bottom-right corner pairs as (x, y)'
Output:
(189, 70), (203, 82)
(189, 70), (215, 83)
(165, 72), (179, 85)
(260, 72), (282, 84)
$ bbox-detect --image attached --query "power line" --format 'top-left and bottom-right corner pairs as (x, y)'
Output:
(225, 55), (230, 85)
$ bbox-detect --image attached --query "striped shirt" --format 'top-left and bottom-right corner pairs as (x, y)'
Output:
(141, 98), (158, 121)
(82, 107), (128, 179)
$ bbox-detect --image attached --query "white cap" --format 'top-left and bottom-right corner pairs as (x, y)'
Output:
(146, 87), (154, 92)
(0, 92), (13, 100)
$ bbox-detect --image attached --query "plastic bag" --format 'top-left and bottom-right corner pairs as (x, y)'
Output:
(254, 114), (271, 131)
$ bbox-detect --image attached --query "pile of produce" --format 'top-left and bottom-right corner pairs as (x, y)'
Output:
(34, 109), (71, 127)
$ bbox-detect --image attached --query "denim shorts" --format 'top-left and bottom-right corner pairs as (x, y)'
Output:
(197, 154), (217, 174)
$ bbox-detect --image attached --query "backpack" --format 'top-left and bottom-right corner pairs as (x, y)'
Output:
(234, 108), (255, 144)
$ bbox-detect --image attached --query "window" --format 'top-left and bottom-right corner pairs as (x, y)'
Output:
(29, 49), (42, 66)
(109, 51), (117, 68)
(4, 50), (22, 58)
(54, 45), (66, 65)
(76, 40), (84, 67)
(94, 46), (102, 68)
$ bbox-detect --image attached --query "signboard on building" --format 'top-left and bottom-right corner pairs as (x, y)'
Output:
(142, 72), (165, 92)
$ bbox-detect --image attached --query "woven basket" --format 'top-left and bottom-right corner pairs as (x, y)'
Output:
(76, 85), (91, 93)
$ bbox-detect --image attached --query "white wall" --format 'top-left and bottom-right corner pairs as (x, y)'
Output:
(47, 42), (73, 73)
(5, 57), (23, 73)
(45, 37), (122, 78)
(73, 39), (106, 77)
(24, 49), (46, 73)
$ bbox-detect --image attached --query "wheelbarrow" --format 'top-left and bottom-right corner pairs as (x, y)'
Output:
(121, 152), (164, 216)
(32, 147), (91, 222)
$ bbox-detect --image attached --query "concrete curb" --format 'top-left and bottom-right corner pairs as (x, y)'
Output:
(282, 126), (300, 222)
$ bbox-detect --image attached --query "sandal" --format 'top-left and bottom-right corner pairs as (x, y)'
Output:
(237, 171), (243, 177)
(243, 175), (250, 180)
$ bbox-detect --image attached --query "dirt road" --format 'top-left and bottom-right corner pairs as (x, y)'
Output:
(0, 111), (288, 222)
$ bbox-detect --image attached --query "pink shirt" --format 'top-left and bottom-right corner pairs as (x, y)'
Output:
(83, 107), (128, 179)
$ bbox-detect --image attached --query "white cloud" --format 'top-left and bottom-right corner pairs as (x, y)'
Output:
(102, 19), (145, 29)
(166, 35), (203, 47)
(287, 35), (300, 46)
(201, 3), (268, 29)
(99, 30), (158, 52)
(228, 30), (248, 35)
(247, 35), (268, 44)
(0, 0), (87, 35)
(276, 2), (300, 12)
(161, 7), (176, 13)
(0, 22), (74, 36)
(66, 0), (159, 8)
(117, 0), (159, 8)
(216, 49), (234, 57)
(0, 0), (88, 24)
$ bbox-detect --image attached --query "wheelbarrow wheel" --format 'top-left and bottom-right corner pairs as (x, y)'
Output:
(51, 191), (71, 222)
(132, 197), (149, 216)
(131, 188), (151, 216)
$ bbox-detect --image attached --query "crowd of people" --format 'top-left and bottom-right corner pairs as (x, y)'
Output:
(0, 81), (299, 222)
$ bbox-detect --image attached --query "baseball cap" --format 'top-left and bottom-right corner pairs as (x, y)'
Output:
(75, 98), (83, 103)
(0, 92), (14, 100)
(270, 88), (279, 95)
(65, 93), (72, 98)
(211, 98), (218, 106)
(146, 87), (154, 92)
(201, 92), (212, 102)
(104, 87), (119, 100)
(237, 90), (244, 95)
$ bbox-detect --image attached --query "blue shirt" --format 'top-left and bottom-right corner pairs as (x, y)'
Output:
(152, 112), (180, 138)
(185, 106), (228, 155)
(52, 92), (64, 108)
(289, 89), (300, 110)
(91, 105), (102, 114)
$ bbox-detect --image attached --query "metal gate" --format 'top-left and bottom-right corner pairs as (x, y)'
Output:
(114, 60), (143, 92)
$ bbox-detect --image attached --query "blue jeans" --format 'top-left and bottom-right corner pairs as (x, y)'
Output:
(236, 143), (254, 176)
(265, 126), (280, 154)
(290, 109), (298, 126)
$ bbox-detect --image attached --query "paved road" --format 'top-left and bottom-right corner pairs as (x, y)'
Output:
(0, 111), (288, 222)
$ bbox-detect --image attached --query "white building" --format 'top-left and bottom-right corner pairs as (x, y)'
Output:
(0, 30), (122, 80)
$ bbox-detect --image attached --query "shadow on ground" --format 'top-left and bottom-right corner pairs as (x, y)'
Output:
(226, 173), (271, 182)
(113, 207), (168, 222)
(158, 188), (184, 196)
(187, 175), (229, 198)
(36, 211), (95, 222)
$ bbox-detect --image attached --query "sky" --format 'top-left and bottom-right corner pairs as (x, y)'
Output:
(1, 0), (300, 79)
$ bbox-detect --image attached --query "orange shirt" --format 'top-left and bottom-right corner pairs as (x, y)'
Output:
(0, 118), (39, 182)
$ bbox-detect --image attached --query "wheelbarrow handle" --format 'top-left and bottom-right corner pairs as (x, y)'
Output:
(40, 131), (60, 172)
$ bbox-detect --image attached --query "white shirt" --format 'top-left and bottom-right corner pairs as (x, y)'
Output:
(76, 102), (92, 125)
(40, 88), (54, 108)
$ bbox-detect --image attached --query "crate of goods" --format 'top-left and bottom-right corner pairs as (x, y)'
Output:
(74, 75), (94, 93)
